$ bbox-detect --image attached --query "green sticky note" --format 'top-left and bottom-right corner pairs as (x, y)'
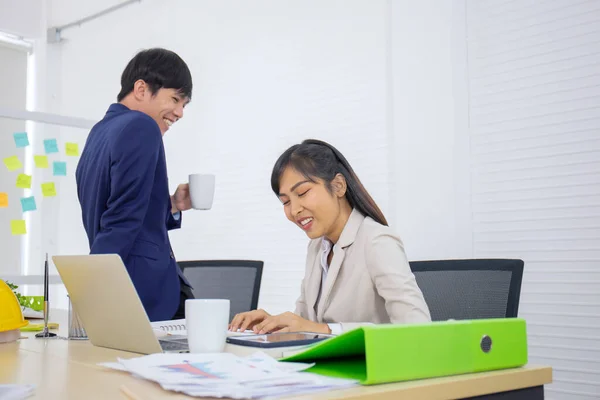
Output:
(41, 182), (57, 197)
(4, 156), (22, 171)
(0, 193), (7, 208)
(14, 132), (29, 148)
(11, 220), (27, 235)
(16, 174), (32, 189)
(65, 142), (79, 156)
(34, 155), (49, 168)
(44, 139), (59, 154)
(53, 161), (67, 176)
(20, 196), (37, 212)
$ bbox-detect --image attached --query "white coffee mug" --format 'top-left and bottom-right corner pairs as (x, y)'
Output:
(189, 173), (216, 210)
(185, 299), (230, 353)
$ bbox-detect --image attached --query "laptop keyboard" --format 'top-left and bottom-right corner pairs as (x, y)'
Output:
(159, 338), (189, 352)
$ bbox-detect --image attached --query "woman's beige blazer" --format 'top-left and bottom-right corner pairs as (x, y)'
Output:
(294, 209), (431, 331)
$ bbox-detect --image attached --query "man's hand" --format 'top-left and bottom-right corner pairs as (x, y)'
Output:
(252, 312), (331, 334)
(171, 183), (192, 213)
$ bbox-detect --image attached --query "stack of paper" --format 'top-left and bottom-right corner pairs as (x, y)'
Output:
(100, 351), (356, 399)
(0, 384), (35, 400)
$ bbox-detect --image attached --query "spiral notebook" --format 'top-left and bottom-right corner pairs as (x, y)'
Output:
(151, 319), (187, 336)
(151, 319), (256, 338)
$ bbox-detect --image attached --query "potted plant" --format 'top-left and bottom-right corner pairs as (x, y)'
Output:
(5, 281), (44, 318)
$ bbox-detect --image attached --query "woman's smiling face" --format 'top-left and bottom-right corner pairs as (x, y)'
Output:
(277, 166), (349, 242)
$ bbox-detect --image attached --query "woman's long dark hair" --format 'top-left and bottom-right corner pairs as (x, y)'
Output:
(271, 139), (388, 226)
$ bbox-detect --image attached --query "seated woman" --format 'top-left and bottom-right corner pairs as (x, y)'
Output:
(229, 139), (431, 334)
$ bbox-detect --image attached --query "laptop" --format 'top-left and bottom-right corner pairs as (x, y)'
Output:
(53, 254), (188, 354)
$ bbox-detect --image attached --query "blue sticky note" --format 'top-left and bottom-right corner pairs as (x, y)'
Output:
(44, 139), (59, 154)
(53, 161), (67, 176)
(20, 196), (37, 212)
(13, 132), (30, 148)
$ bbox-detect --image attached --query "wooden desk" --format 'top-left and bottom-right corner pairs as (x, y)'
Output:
(1, 311), (552, 400)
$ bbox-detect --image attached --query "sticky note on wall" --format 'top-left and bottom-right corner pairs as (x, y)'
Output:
(65, 142), (79, 156)
(11, 220), (27, 235)
(44, 139), (59, 154)
(20, 196), (37, 212)
(41, 182), (57, 197)
(13, 132), (29, 148)
(53, 161), (67, 176)
(4, 156), (22, 171)
(16, 174), (32, 189)
(34, 155), (49, 168)
(0, 193), (8, 208)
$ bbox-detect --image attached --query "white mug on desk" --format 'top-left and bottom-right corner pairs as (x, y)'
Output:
(185, 299), (230, 353)
(188, 173), (215, 210)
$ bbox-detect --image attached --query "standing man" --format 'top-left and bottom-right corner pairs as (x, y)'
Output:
(76, 48), (194, 322)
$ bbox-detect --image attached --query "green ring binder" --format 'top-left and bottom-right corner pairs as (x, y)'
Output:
(281, 318), (528, 385)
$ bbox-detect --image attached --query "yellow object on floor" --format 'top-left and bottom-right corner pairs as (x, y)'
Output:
(20, 322), (59, 332)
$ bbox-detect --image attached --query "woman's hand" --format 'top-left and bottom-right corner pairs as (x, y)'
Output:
(252, 312), (331, 334)
(229, 309), (271, 332)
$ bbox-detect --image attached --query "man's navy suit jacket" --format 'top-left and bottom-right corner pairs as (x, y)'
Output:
(76, 103), (188, 322)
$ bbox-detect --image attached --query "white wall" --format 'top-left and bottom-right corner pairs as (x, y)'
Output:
(0, 0), (43, 38)
(391, 0), (472, 260)
(36, 0), (468, 314)
(48, 0), (124, 28)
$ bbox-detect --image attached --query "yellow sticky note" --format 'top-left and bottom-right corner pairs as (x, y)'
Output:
(11, 220), (27, 235)
(34, 155), (49, 168)
(3, 156), (22, 171)
(65, 142), (79, 156)
(0, 193), (7, 208)
(41, 182), (57, 197)
(16, 174), (32, 189)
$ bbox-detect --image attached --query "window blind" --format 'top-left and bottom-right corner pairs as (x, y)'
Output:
(466, 1), (600, 399)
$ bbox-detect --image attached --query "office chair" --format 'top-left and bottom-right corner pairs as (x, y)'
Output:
(409, 259), (524, 321)
(178, 260), (263, 321)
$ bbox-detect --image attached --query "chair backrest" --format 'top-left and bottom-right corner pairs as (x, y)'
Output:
(178, 260), (263, 321)
(409, 259), (524, 321)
